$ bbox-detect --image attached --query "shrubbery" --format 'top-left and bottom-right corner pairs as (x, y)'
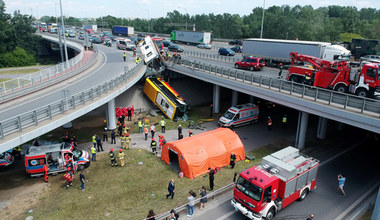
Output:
(0, 47), (35, 67)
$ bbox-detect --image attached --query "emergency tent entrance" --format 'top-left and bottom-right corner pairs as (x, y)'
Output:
(161, 128), (245, 179)
(168, 149), (180, 172)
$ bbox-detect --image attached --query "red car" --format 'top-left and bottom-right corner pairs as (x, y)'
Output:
(234, 57), (265, 71)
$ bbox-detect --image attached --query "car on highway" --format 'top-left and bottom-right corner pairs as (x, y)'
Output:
(0, 151), (14, 167)
(230, 46), (242, 53)
(163, 40), (173, 47)
(218, 48), (235, 56)
(234, 56), (265, 71)
(229, 39), (242, 45)
(197, 43), (212, 49)
(168, 45), (184, 52)
(129, 37), (138, 45)
(91, 37), (102, 44)
(360, 55), (380, 63)
(138, 33), (145, 38)
(78, 34), (84, 40)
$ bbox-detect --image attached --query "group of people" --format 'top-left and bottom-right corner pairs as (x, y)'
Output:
(266, 114), (288, 131)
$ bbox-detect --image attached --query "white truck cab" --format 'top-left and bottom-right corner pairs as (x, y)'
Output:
(218, 103), (259, 128)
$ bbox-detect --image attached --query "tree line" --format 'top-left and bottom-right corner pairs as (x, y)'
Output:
(0, 0), (40, 67)
(41, 5), (380, 42)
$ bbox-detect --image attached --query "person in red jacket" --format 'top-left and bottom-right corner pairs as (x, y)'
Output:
(43, 164), (49, 183)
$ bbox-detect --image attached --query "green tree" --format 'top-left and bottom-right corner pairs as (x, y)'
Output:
(1, 46), (35, 67)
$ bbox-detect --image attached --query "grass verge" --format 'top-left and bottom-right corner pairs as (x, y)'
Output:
(17, 144), (281, 220)
(0, 68), (40, 75)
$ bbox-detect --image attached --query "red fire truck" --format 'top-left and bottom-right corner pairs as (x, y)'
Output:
(286, 52), (380, 98)
(231, 146), (319, 220)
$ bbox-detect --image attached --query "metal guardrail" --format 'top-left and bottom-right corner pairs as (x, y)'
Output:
(170, 59), (380, 117)
(0, 36), (98, 104)
(181, 49), (241, 62)
(0, 62), (145, 140)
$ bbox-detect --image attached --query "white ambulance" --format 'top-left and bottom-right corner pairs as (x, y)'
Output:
(218, 103), (259, 128)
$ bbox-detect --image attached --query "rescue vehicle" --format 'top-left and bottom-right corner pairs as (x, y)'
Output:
(0, 150), (14, 167)
(25, 143), (90, 177)
(218, 103), (259, 128)
(116, 38), (134, 50)
(231, 146), (319, 220)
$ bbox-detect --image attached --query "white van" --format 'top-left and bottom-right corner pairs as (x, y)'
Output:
(116, 38), (132, 50)
(218, 103), (259, 128)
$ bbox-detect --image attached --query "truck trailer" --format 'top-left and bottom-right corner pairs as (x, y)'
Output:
(170, 30), (212, 45)
(112, 26), (134, 36)
(83, 24), (97, 33)
(231, 146), (319, 220)
(242, 38), (351, 65)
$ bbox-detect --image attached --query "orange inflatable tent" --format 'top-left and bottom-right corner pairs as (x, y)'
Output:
(161, 128), (245, 179)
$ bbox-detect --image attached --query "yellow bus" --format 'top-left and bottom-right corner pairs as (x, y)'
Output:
(144, 77), (187, 120)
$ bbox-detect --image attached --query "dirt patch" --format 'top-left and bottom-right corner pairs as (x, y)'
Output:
(0, 181), (47, 219)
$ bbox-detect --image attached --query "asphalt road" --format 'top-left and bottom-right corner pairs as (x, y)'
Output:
(192, 133), (380, 220)
(0, 42), (135, 121)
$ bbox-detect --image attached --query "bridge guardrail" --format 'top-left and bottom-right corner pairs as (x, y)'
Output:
(170, 58), (380, 118)
(0, 62), (145, 140)
(0, 35), (97, 104)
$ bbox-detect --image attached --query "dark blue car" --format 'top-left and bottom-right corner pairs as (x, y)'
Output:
(218, 48), (235, 56)
(231, 46), (242, 53)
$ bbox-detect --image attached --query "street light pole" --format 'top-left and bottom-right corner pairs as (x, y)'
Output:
(260, 0), (265, 39)
(178, 7), (187, 30)
(59, 0), (69, 63)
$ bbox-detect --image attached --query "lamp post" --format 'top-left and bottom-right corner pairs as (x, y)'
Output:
(260, 0), (265, 39)
(178, 7), (187, 30)
(59, 0), (69, 63)
(143, 9), (150, 32)
(55, 2), (64, 63)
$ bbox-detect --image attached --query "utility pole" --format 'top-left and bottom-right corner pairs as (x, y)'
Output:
(59, 0), (69, 63)
(260, 0), (265, 39)
(178, 7), (188, 31)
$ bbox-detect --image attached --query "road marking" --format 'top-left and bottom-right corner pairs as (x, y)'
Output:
(0, 50), (107, 114)
(216, 210), (236, 220)
(319, 139), (368, 166)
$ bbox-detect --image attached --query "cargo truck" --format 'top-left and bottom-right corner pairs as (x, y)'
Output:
(83, 24), (97, 33)
(112, 26), (134, 36)
(170, 30), (212, 45)
(242, 38), (351, 66)
(231, 146), (319, 220)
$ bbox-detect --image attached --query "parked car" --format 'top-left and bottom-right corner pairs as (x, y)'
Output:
(101, 36), (109, 43)
(360, 55), (380, 63)
(163, 40), (173, 47)
(197, 43), (212, 49)
(230, 46), (242, 53)
(168, 45), (184, 52)
(91, 37), (102, 44)
(78, 34), (84, 40)
(137, 33), (145, 38)
(229, 39), (242, 45)
(218, 48), (235, 56)
(234, 56), (265, 71)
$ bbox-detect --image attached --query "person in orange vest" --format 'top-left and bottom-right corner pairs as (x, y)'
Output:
(43, 164), (49, 183)
(267, 116), (273, 131)
(144, 125), (149, 140)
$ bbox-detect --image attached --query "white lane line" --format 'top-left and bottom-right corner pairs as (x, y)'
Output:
(216, 210), (236, 220)
(0, 50), (107, 114)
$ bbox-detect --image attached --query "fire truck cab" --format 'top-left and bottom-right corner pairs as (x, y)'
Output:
(25, 143), (90, 177)
(218, 103), (259, 128)
(231, 146), (319, 220)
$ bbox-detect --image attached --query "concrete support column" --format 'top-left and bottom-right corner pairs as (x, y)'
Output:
(231, 90), (238, 106)
(249, 96), (255, 103)
(337, 122), (344, 131)
(213, 84), (220, 114)
(106, 99), (117, 130)
(295, 111), (309, 149)
(316, 117), (328, 139)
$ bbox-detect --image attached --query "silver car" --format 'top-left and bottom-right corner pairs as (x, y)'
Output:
(197, 43), (212, 49)
(360, 55), (380, 63)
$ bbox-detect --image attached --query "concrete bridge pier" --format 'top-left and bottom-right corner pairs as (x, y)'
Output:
(106, 99), (117, 130)
(249, 96), (255, 104)
(316, 117), (328, 139)
(231, 90), (238, 106)
(213, 84), (220, 114)
(295, 111), (309, 149)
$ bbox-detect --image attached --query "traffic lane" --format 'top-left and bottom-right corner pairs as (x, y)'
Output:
(195, 139), (380, 220)
(0, 45), (136, 120)
(181, 55), (281, 79)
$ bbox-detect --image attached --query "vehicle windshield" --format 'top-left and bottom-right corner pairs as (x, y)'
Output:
(226, 48), (233, 52)
(222, 111), (236, 120)
(0, 153), (4, 159)
(72, 148), (82, 159)
(236, 176), (263, 202)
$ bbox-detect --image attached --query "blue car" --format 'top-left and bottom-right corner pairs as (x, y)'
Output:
(218, 48), (235, 56)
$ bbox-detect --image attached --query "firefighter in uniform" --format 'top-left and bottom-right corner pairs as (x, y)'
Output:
(189, 131), (194, 137)
(304, 73), (312, 85)
(122, 124), (128, 135)
(136, 56), (141, 64)
(230, 153), (237, 169)
(144, 125), (149, 140)
(138, 120), (143, 133)
(120, 133), (126, 149)
(43, 164), (49, 183)
(123, 50), (127, 62)
(109, 148), (118, 167)
(267, 117), (273, 131)
(125, 133), (131, 150)
(118, 149), (125, 167)
(151, 138), (157, 154)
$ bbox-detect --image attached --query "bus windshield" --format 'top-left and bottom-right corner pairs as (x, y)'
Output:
(236, 176), (263, 202)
